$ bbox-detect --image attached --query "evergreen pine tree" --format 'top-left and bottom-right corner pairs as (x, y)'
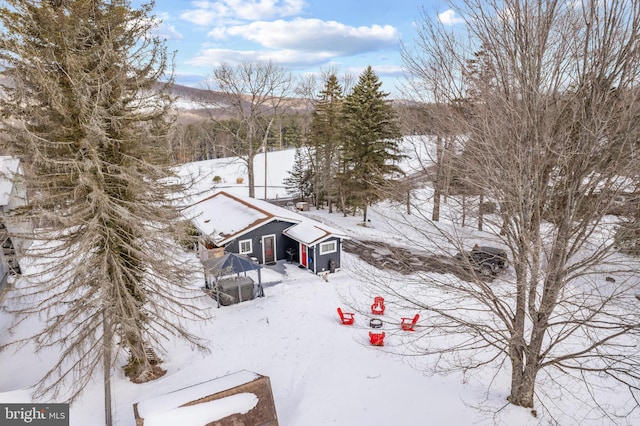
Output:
(284, 147), (313, 201)
(309, 73), (344, 212)
(339, 66), (403, 222)
(281, 116), (304, 149)
(0, 0), (208, 406)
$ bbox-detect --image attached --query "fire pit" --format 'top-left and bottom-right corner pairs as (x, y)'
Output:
(369, 318), (383, 329)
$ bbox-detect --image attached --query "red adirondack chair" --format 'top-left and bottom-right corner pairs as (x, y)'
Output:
(337, 307), (355, 325)
(369, 331), (385, 346)
(401, 313), (420, 331)
(371, 296), (385, 315)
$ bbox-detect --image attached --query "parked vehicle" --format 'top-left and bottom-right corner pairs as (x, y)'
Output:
(454, 245), (509, 276)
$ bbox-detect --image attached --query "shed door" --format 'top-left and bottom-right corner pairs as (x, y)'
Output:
(301, 244), (307, 267)
(263, 235), (275, 264)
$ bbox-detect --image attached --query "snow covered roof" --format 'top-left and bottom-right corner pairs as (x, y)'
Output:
(183, 190), (349, 247)
(135, 370), (260, 426)
(0, 156), (20, 206)
(282, 219), (341, 246)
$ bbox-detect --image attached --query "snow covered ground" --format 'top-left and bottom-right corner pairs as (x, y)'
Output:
(0, 235), (540, 425)
(175, 134), (436, 202)
(0, 137), (635, 425)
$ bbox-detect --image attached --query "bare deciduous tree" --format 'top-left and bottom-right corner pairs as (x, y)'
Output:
(204, 61), (293, 198)
(384, 0), (640, 422)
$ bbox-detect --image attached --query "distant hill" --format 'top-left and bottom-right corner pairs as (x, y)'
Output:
(166, 83), (230, 106)
(0, 76), (427, 133)
(165, 82), (428, 135)
(166, 82), (312, 124)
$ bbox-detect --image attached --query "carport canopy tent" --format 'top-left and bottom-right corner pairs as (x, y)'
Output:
(203, 253), (263, 298)
(203, 252), (263, 276)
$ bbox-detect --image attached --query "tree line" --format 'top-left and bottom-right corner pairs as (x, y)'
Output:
(166, 61), (407, 220)
(167, 66), (425, 222)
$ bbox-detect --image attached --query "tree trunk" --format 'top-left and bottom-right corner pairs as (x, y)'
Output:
(509, 312), (548, 409)
(103, 312), (113, 426)
(508, 360), (536, 408)
(461, 195), (466, 227)
(432, 136), (443, 221)
(264, 143), (268, 200)
(478, 193), (484, 231)
(247, 154), (255, 198)
(263, 119), (274, 200)
(432, 186), (441, 221)
(406, 188), (411, 215)
(314, 148), (321, 208)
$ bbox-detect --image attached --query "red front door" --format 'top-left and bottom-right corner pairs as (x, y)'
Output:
(301, 244), (307, 267)
(263, 235), (275, 264)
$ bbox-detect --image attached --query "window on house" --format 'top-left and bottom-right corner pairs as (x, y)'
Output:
(239, 239), (252, 254)
(319, 240), (337, 255)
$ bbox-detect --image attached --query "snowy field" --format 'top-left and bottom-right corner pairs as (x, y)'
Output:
(0, 137), (636, 425)
(175, 134), (436, 203)
(0, 224), (540, 426)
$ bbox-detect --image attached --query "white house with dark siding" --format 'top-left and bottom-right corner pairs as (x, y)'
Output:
(184, 191), (349, 275)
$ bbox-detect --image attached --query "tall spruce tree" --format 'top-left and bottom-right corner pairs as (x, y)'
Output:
(339, 66), (403, 222)
(283, 147), (313, 201)
(309, 73), (344, 212)
(0, 0), (208, 409)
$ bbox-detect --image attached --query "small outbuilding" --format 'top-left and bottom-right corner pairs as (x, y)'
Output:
(295, 201), (309, 211)
(133, 370), (279, 426)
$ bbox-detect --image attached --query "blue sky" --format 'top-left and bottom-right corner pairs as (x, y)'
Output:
(134, 0), (464, 97)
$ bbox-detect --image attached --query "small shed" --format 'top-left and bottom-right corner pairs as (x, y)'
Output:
(295, 201), (309, 211)
(133, 370), (279, 426)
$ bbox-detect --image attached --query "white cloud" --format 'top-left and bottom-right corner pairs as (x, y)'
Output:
(345, 64), (404, 78)
(207, 27), (229, 40)
(438, 9), (465, 25)
(370, 64), (405, 77)
(213, 18), (399, 56)
(178, 3), (402, 84)
(188, 48), (334, 68)
(230, 0), (305, 20)
(181, 0), (305, 25)
(138, 13), (183, 41)
(180, 9), (222, 26)
(151, 14), (184, 41)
